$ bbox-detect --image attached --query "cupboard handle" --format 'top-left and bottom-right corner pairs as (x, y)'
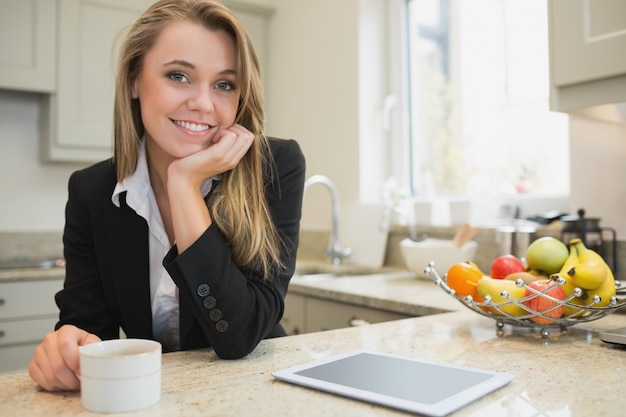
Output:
(0, 298), (4, 306)
(0, 330), (4, 338)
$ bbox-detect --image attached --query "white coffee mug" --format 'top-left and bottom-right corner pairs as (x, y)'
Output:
(79, 338), (162, 413)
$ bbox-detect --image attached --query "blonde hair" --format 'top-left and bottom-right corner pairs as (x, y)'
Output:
(113, 0), (283, 276)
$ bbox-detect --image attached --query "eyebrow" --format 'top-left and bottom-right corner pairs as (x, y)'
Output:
(163, 59), (237, 76)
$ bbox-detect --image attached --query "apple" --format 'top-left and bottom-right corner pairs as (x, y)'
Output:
(523, 278), (566, 324)
(525, 237), (569, 275)
(490, 255), (525, 279)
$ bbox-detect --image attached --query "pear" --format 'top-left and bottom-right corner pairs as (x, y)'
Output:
(504, 271), (546, 285)
(477, 277), (527, 316)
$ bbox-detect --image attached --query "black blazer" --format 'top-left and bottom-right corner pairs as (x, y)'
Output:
(55, 138), (305, 359)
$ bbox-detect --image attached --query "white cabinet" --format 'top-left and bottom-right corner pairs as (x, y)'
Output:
(42, 0), (274, 163)
(304, 297), (411, 333)
(0, 0), (56, 92)
(548, 0), (626, 113)
(41, 0), (153, 162)
(0, 278), (64, 374)
(282, 293), (306, 335)
(281, 292), (411, 335)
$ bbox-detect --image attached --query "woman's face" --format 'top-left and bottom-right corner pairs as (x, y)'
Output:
(132, 21), (240, 162)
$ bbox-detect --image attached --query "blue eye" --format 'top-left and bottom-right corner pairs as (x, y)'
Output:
(168, 71), (188, 83)
(216, 81), (234, 91)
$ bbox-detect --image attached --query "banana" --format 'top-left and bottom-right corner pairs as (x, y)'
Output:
(562, 261), (616, 316)
(550, 239), (579, 295)
(565, 238), (607, 290)
(560, 241), (580, 277)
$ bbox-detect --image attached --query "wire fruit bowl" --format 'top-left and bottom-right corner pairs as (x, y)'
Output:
(424, 261), (626, 338)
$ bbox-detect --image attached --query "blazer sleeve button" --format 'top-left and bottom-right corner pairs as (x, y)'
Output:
(216, 320), (229, 333)
(203, 296), (217, 310)
(197, 284), (210, 297)
(209, 309), (223, 321)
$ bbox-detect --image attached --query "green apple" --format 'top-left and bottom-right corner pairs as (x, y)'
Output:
(525, 237), (569, 275)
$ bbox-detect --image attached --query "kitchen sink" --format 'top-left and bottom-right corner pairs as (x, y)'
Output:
(294, 262), (397, 280)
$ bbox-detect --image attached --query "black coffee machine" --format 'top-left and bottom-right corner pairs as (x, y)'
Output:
(560, 208), (617, 272)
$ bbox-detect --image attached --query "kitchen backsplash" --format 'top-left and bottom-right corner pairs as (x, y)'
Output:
(3, 229), (625, 283)
(0, 232), (63, 263)
(299, 226), (626, 283)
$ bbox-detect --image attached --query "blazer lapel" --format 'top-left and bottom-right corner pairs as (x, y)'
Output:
(103, 192), (153, 339)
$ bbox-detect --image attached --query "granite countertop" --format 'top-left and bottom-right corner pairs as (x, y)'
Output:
(0, 266), (65, 283)
(1, 311), (625, 416)
(289, 267), (463, 316)
(2, 260), (625, 415)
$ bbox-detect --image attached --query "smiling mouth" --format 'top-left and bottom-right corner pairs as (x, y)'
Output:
(173, 119), (212, 133)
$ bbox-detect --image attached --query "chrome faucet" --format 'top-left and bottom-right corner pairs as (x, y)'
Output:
(303, 175), (351, 265)
(380, 204), (420, 242)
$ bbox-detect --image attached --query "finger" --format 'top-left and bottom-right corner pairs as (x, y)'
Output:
(30, 332), (78, 391)
(49, 336), (81, 391)
(209, 130), (249, 169)
(81, 333), (102, 346)
(219, 126), (254, 160)
(29, 344), (56, 391)
(58, 328), (97, 375)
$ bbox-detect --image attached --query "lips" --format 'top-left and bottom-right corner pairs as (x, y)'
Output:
(172, 119), (212, 133)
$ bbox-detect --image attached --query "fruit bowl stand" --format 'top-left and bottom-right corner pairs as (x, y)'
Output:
(424, 262), (626, 338)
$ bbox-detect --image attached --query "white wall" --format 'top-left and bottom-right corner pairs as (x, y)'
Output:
(265, 0), (389, 230)
(0, 90), (88, 231)
(569, 115), (626, 239)
(264, 0), (359, 231)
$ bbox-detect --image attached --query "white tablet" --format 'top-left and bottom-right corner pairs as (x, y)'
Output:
(599, 327), (626, 345)
(272, 350), (514, 417)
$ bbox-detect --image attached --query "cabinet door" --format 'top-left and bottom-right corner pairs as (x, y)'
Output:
(550, 0), (626, 86)
(549, 0), (626, 111)
(305, 297), (410, 333)
(0, 0), (56, 92)
(281, 293), (305, 335)
(0, 279), (63, 320)
(223, 1), (273, 101)
(0, 343), (40, 374)
(42, 0), (153, 162)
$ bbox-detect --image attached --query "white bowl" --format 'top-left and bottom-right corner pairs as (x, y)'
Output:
(400, 238), (478, 278)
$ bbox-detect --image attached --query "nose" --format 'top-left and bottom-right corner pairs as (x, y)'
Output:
(187, 85), (214, 113)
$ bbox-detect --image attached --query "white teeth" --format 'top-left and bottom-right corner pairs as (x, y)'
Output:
(174, 120), (210, 132)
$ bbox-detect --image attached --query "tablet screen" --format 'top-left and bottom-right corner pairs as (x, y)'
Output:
(272, 350), (514, 416)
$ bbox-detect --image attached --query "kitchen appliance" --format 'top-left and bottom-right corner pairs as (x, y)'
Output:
(560, 208), (617, 272)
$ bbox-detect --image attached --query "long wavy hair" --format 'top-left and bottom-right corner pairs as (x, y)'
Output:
(112, 0), (282, 277)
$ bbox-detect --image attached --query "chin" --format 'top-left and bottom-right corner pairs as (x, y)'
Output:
(173, 142), (210, 157)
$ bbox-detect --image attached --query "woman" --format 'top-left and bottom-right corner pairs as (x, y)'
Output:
(29, 0), (305, 391)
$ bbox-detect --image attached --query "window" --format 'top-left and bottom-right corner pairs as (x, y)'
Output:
(403, 0), (569, 198)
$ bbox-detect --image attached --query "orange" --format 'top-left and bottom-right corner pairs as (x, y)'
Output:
(446, 262), (483, 298)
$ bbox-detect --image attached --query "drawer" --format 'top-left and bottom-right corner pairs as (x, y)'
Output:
(0, 342), (40, 374)
(305, 297), (411, 333)
(0, 279), (63, 320)
(0, 317), (58, 347)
